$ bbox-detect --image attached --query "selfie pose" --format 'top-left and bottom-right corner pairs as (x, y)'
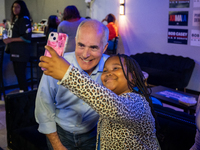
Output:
(39, 46), (161, 150)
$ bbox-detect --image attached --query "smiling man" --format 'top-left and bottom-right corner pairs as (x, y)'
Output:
(35, 19), (109, 150)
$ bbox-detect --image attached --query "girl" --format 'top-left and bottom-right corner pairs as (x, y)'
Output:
(39, 46), (160, 150)
(3, 0), (32, 92)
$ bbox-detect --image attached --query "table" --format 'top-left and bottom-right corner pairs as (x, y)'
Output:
(150, 85), (198, 115)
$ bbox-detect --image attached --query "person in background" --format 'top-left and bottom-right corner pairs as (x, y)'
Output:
(45, 15), (60, 39)
(35, 19), (109, 150)
(57, 5), (85, 53)
(190, 95), (200, 150)
(101, 13), (118, 51)
(85, 16), (91, 19)
(3, 0), (32, 92)
(39, 46), (161, 149)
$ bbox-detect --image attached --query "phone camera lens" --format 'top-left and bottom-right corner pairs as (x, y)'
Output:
(53, 37), (56, 40)
(51, 33), (54, 36)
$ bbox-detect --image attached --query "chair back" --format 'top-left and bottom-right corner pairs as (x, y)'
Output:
(36, 42), (46, 85)
(0, 46), (5, 98)
(5, 89), (48, 150)
(105, 36), (119, 55)
(36, 42), (46, 61)
(113, 36), (119, 54)
(27, 42), (46, 89)
(0, 46), (4, 66)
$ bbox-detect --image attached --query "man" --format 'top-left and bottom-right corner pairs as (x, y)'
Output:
(35, 19), (109, 150)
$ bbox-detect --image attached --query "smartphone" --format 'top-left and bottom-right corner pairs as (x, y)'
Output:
(44, 32), (68, 57)
(42, 32), (68, 70)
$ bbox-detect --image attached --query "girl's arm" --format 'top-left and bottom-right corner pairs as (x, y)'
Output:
(59, 65), (150, 123)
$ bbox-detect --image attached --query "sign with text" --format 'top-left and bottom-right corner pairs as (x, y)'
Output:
(190, 30), (200, 46)
(169, 11), (188, 26)
(194, 0), (200, 7)
(193, 10), (200, 26)
(168, 29), (188, 45)
(169, 0), (190, 8)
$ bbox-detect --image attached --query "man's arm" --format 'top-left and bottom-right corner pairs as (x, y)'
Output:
(35, 71), (64, 149)
(46, 132), (68, 150)
(35, 74), (67, 149)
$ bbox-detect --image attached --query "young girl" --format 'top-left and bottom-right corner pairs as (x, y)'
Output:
(39, 46), (160, 150)
(3, 1), (32, 92)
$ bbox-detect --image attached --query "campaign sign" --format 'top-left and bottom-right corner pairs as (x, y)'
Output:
(168, 29), (188, 45)
(169, 11), (188, 26)
(191, 30), (200, 46)
(193, 10), (200, 26)
(194, 0), (200, 7)
(169, 0), (190, 8)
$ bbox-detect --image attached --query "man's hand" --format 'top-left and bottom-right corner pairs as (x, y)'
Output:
(39, 46), (70, 80)
(46, 132), (68, 150)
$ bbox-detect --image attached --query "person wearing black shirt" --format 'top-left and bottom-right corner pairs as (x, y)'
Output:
(3, 0), (32, 92)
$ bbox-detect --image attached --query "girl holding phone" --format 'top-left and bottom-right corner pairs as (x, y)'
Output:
(39, 46), (161, 149)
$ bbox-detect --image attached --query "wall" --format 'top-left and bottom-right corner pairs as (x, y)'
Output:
(5, 0), (87, 23)
(3, 0), (87, 87)
(91, 0), (200, 92)
(0, 0), (5, 22)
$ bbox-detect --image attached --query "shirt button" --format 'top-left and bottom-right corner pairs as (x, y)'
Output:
(76, 124), (79, 127)
(83, 103), (85, 105)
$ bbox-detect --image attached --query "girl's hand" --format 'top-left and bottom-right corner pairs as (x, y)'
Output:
(39, 45), (70, 80)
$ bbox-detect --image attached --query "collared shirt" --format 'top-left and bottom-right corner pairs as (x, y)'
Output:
(35, 52), (109, 134)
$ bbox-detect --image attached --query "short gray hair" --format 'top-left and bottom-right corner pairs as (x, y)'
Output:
(76, 19), (109, 48)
